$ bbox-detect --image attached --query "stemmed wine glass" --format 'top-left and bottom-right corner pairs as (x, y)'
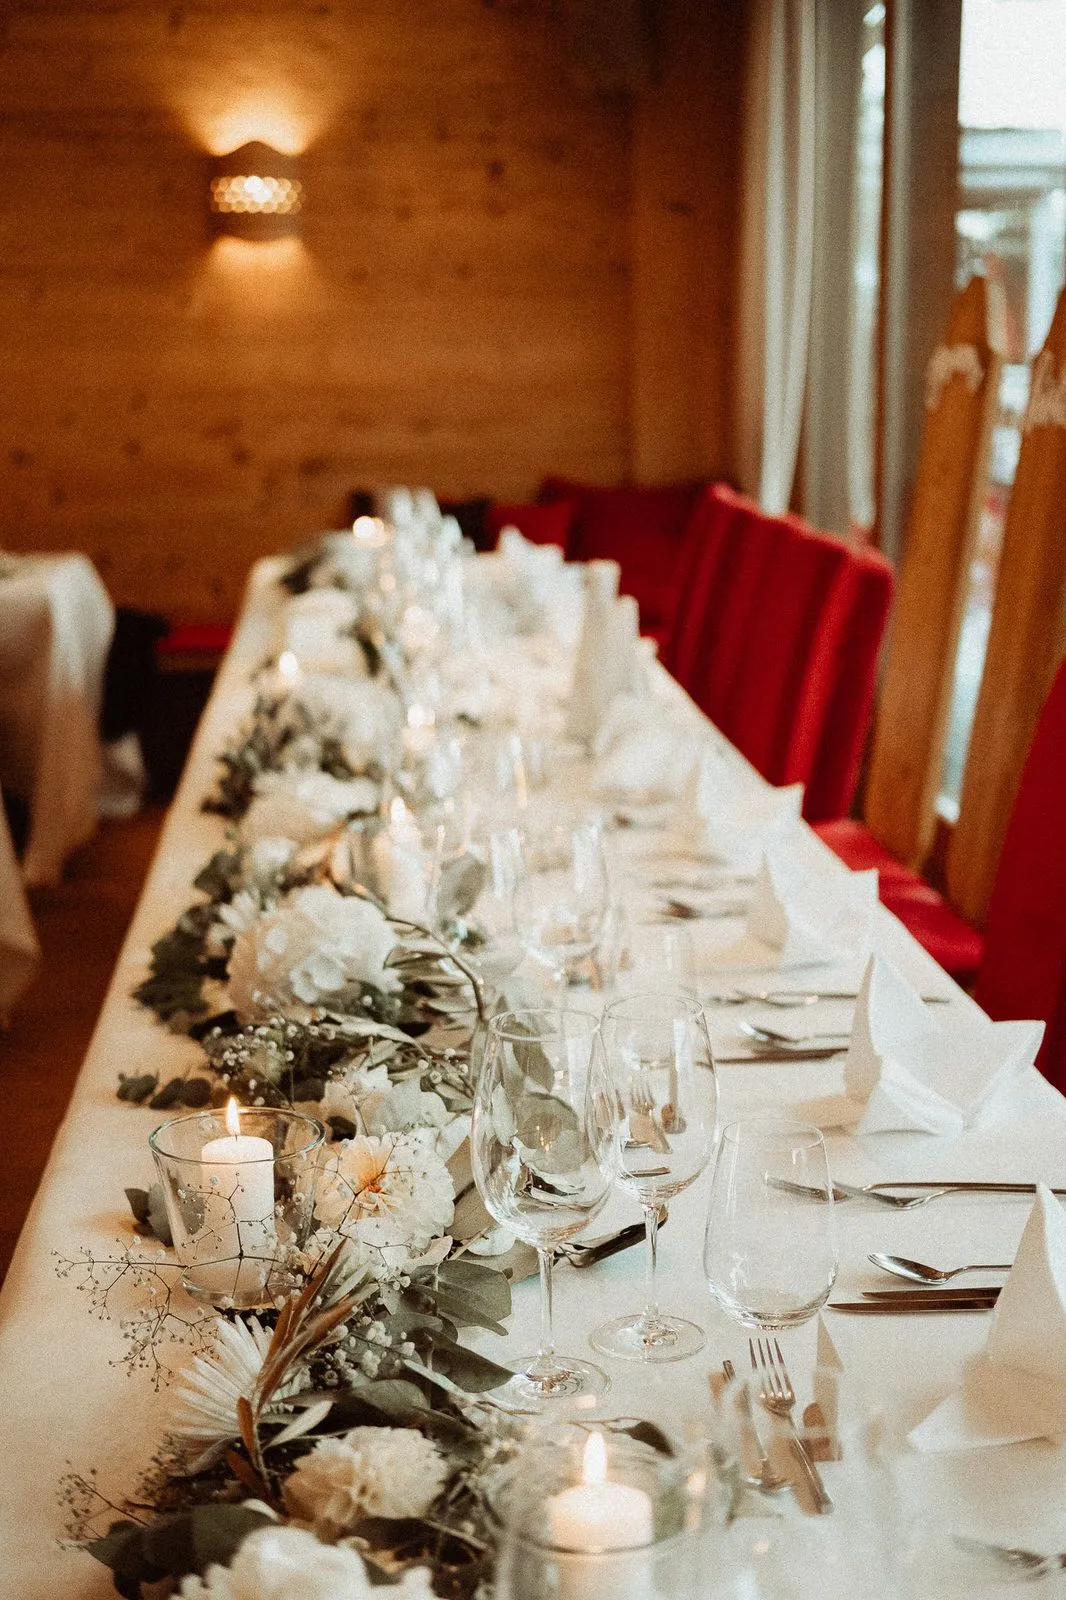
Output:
(430, 825), (525, 1002)
(471, 1009), (615, 1402)
(512, 820), (610, 995)
(590, 990), (718, 1362)
(703, 1115), (837, 1328)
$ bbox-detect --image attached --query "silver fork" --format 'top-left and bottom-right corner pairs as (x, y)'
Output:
(721, 1359), (788, 1494)
(749, 1337), (833, 1513)
(769, 1178), (959, 1210)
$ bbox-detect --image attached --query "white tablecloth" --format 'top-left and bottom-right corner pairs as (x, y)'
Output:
(0, 784), (38, 1016)
(0, 554), (114, 885)
(0, 558), (1063, 1597)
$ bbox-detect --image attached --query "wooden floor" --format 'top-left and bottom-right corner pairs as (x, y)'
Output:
(0, 808), (164, 1284)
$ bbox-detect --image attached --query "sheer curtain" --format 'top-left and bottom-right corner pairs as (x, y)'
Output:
(736, 0), (818, 515)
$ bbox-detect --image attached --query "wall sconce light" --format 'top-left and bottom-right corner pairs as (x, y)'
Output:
(208, 141), (303, 241)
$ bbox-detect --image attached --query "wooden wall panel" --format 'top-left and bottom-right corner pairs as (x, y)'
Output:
(0, 1), (640, 620)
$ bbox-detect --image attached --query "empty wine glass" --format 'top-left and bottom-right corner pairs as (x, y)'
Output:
(431, 826), (524, 999)
(704, 1115), (837, 1329)
(471, 1009), (614, 1402)
(590, 990), (718, 1362)
(513, 820), (610, 994)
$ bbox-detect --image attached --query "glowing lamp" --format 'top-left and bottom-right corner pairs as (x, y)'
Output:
(208, 141), (303, 241)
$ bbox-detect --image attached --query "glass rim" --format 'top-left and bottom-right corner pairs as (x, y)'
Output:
(719, 1112), (826, 1150)
(487, 1007), (599, 1042)
(603, 988), (706, 1021)
(148, 1106), (327, 1165)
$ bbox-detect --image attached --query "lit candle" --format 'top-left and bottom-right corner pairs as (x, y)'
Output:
(193, 1099), (276, 1300)
(404, 702), (437, 762)
(352, 515), (388, 548)
(549, 1432), (654, 1553)
(371, 797), (429, 923)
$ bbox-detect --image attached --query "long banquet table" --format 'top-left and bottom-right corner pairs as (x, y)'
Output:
(0, 555), (1064, 1598)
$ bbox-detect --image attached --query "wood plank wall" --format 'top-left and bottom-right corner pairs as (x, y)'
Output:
(0, 0), (745, 622)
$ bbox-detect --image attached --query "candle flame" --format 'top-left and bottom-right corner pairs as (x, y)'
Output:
(389, 795), (410, 826)
(582, 1430), (607, 1487)
(278, 650), (301, 683)
(352, 515), (384, 545)
(225, 1097), (242, 1137)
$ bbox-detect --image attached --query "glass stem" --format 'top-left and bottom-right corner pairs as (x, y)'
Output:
(531, 1247), (557, 1377)
(643, 1205), (661, 1330)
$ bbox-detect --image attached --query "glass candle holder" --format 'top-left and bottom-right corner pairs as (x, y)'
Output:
(493, 1419), (718, 1600)
(149, 1106), (325, 1310)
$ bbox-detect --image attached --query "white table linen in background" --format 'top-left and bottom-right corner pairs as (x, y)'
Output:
(0, 783), (39, 1015)
(0, 555), (114, 885)
(0, 557), (1063, 1597)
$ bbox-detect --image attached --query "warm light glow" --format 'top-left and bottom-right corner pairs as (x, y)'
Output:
(209, 235), (306, 272)
(225, 1097), (242, 1138)
(406, 703), (435, 731)
(389, 796), (411, 828)
(203, 104), (311, 159)
(278, 649), (301, 683)
(210, 173), (303, 215)
(352, 515), (387, 547)
(582, 1431), (607, 1487)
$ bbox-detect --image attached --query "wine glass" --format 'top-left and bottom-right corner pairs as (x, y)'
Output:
(431, 825), (525, 1000)
(513, 820), (610, 994)
(703, 1115), (837, 1328)
(471, 1009), (615, 1402)
(590, 990), (718, 1362)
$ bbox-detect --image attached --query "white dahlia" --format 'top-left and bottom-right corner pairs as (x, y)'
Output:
(283, 1427), (448, 1538)
(315, 1133), (454, 1252)
(226, 886), (399, 1022)
(242, 771), (380, 850)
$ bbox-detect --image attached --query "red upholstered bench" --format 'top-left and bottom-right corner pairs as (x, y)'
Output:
(486, 500), (578, 551)
(157, 623), (234, 671)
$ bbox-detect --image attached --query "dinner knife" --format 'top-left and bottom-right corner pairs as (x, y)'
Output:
(830, 1290), (1000, 1313)
(773, 1179), (1066, 1202)
(715, 1047), (848, 1064)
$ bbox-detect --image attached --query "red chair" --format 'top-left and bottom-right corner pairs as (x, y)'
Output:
(683, 497), (780, 726)
(485, 500), (578, 551)
(801, 548), (894, 823)
(538, 476), (703, 633)
(661, 485), (745, 684)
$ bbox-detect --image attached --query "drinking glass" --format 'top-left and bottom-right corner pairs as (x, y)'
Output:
(471, 1009), (614, 1402)
(431, 826), (525, 999)
(590, 991), (718, 1362)
(704, 1116), (837, 1329)
(513, 820), (610, 994)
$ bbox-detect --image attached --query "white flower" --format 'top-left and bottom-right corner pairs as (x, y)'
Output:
(283, 1427), (448, 1538)
(246, 836), (298, 889)
(169, 1316), (273, 1451)
(227, 886), (399, 1022)
(288, 676), (403, 770)
(315, 1133), (454, 1252)
(177, 1522), (417, 1600)
(359, 1079), (449, 1137)
(242, 772), (380, 850)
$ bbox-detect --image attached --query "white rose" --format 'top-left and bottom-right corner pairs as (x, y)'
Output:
(178, 1523), (380, 1600)
(315, 1132), (454, 1252)
(289, 676), (403, 770)
(227, 885), (399, 1022)
(242, 772), (380, 849)
(283, 1428), (448, 1539)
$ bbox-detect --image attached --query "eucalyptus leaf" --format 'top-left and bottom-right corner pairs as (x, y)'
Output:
(437, 854), (487, 922)
(514, 1091), (579, 1149)
(116, 1072), (159, 1104)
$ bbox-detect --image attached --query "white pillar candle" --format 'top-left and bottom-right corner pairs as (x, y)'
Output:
(193, 1099), (276, 1300)
(547, 1433), (655, 1600)
(371, 798), (429, 923)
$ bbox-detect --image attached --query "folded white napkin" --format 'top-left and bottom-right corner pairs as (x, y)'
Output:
(495, 527), (575, 635)
(841, 955), (1043, 1136)
(910, 1185), (1066, 1450)
(704, 845), (877, 972)
(278, 589), (364, 675)
(671, 751), (803, 870)
(567, 578), (642, 742)
(590, 690), (698, 800)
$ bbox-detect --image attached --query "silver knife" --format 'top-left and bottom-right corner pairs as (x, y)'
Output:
(772, 1179), (1066, 1203)
(830, 1291), (999, 1313)
(715, 1047), (848, 1064)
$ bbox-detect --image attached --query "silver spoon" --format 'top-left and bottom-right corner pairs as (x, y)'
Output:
(868, 1252), (1012, 1284)
(740, 1021), (851, 1048)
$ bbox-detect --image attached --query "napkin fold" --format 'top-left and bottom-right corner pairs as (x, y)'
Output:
(671, 751), (803, 870)
(910, 1185), (1066, 1450)
(496, 527), (571, 634)
(703, 845), (877, 972)
(566, 565), (643, 742)
(840, 955), (1043, 1136)
(591, 690), (698, 801)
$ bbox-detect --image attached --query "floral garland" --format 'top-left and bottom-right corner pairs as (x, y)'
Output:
(62, 529), (542, 1599)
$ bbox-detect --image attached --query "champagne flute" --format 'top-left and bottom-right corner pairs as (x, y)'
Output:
(471, 1009), (614, 1402)
(703, 1115), (837, 1328)
(590, 990), (718, 1362)
(513, 820), (610, 995)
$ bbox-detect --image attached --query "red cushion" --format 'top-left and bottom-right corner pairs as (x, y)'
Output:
(974, 660), (1066, 1050)
(538, 476), (703, 629)
(880, 881), (984, 986)
(158, 623), (233, 657)
(486, 500), (577, 551)
(813, 819), (920, 886)
(684, 497), (779, 724)
(802, 547), (894, 822)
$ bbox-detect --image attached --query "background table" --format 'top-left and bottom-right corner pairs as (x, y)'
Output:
(0, 557), (1062, 1597)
